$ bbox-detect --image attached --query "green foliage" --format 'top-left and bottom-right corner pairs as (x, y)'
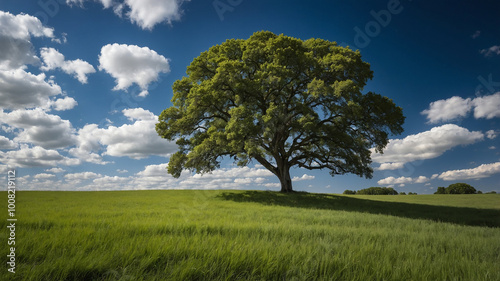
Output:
(486, 191), (497, 194)
(399, 192), (406, 195)
(3, 191), (500, 281)
(356, 187), (398, 195)
(408, 192), (418, 195)
(446, 183), (477, 194)
(435, 186), (446, 194)
(343, 189), (356, 195)
(156, 31), (405, 192)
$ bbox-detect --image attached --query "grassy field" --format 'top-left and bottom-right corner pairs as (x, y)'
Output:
(1, 190), (499, 280)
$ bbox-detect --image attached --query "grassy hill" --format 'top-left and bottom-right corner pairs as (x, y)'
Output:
(1, 190), (499, 280)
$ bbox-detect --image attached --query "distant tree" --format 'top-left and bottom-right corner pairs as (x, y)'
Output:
(434, 187), (446, 194)
(477, 190), (483, 194)
(399, 192), (406, 195)
(343, 190), (356, 195)
(446, 183), (476, 194)
(486, 191), (497, 194)
(408, 192), (417, 195)
(356, 187), (398, 195)
(156, 31), (405, 192)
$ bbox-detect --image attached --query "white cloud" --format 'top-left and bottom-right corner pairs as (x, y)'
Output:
(65, 172), (101, 182)
(0, 108), (77, 149)
(377, 176), (413, 186)
(376, 162), (405, 171)
(371, 124), (484, 168)
(98, 43), (170, 96)
(136, 163), (168, 177)
(486, 130), (498, 140)
(92, 175), (133, 190)
(472, 92), (500, 119)
(292, 174), (315, 181)
(0, 135), (17, 149)
(0, 69), (62, 109)
(472, 30), (480, 39)
(422, 93), (500, 123)
(377, 175), (430, 186)
(123, 107), (156, 121)
(125, 0), (188, 30)
(438, 162), (500, 181)
(66, 0), (188, 30)
(34, 173), (56, 179)
(72, 108), (176, 160)
(11, 162), (280, 191)
(45, 167), (65, 173)
(421, 96), (471, 124)
(0, 145), (80, 167)
(70, 124), (108, 164)
(480, 45), (500, 57)
(415, 176), (430, 183)
(0, 11), (55, 70)
(48, 97), (78, 111)
(40, 47), (96, 84)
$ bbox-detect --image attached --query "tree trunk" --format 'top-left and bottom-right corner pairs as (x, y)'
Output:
(278, 163), (293, 193)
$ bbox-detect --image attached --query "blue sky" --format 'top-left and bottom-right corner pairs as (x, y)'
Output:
(0, 0), (499, 194)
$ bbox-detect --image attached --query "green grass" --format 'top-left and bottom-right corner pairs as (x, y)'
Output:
(1, 190), (499, 280)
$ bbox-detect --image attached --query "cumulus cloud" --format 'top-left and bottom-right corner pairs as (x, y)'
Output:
(377, 175), (430, 186)
(486, 130), (498, 140)
(64, 172), (102, 184)
(0, 108), (77, 149)
(69, 124), (108, 164)
(0, 145), (80, 167)
(471, 93), (500, 119)
(292, 174), (315, 181)
(113, 164), (276, 190)
(124, 0), (188, 30)
(72, 108), (177, 160)
(34, 173), (56, 179)
(372, 124), (484, 170)
(438, 162), (500, 181)
(0, 135), (17, 150)
(422, 93), (500, 123)
(0, 69), (62, 109)
(480, 45), (500, 57)
(421, 96), (471, 124)
(66, 0), (188, 30)
(45, 167), (65, 173)
(376, 162), (405, 171)
(40, 47), (96, 84)
(12, 162), (280, 191)
(47, 96), (78, 111)
(0, 11), (55, 70)
(98, 43), (170, 96)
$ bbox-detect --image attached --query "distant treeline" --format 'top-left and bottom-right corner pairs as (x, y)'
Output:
(343, 187), (415, 195)
(434, 183), (496, 194)
(343, 183), (497, 195)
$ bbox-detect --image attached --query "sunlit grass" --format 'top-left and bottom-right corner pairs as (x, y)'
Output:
(1, 190), (499, 280)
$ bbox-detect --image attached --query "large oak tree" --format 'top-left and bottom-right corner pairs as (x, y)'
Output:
(156, 31), (405, 192)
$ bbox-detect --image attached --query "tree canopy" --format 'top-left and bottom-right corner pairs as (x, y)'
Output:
(156, 31), (405, 192)
(435, 183), (477, 194)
